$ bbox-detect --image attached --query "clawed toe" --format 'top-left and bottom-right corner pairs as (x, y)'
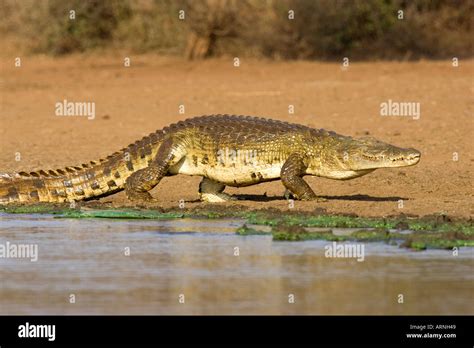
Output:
(200, 193), (235, 203)
(284, 190), (326, 202)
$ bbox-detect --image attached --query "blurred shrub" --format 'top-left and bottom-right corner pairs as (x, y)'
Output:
(45, 0), (131, 54)
(260, 0), (473, 59)
(0, 0), (131, 54)
(182, 0), (263, 59)
(378, 0), (474, 59)
(114, 0), (186, 54)
(0, 0), (472, 59)
(260, 0), (398, 59)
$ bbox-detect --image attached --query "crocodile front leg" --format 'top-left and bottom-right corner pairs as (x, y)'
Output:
(125, 137), (184, 202)
(281, 153), (326, 202)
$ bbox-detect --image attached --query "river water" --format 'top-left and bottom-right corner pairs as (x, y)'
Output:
(0, 213), (472, 314)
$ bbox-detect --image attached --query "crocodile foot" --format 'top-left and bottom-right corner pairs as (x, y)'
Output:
(200, 192), (236, 203)
(126, 190), (154, 202)
(284, 189), (327, 202)
(301, 196), (327, 202)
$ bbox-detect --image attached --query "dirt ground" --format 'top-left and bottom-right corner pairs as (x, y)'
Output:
(0, 53), (472, 218)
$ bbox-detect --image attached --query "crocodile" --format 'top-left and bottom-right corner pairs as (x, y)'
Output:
(0, 114), (421, 205)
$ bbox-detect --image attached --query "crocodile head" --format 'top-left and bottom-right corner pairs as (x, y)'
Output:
(339, 136), (421, 170)
(310, 136), (421, 179)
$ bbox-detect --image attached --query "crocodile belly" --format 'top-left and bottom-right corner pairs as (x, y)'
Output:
(172, 156), (282, 186)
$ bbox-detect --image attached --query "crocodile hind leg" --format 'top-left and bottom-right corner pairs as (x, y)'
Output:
(281, 153), (327, 202)
(125, 137), (184, 202)
(199, 177), (235, 202)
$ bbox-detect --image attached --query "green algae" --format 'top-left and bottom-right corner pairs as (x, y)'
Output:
(56, 209), (184, 219)
(241, 217), (474, 250)
(0, 204), (70, 214)
(1, 203), (473, 250)
(1, 204), (472, 234)
(400, 231), (474, 250)
(271, 224), (389, 243)
(0, 204), (184, 219)
(268, 223), (474, 250)
(349, 228), (392, 242)
(236, 224), (271, 236)
(237, 211), (473, 235)
(272, 227), (349, 242)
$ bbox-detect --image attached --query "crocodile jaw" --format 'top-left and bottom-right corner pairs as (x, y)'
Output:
(349, 148), (421, 170)
(335, 137), (421, 171)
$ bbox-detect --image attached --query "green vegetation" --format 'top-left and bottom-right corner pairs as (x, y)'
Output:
(236, 224), (271, 236)
(400, 231), (474, 250)
(1, 203), (472, 250)
(57, 209), (184, 219)
(1, 0), (472, 59)
(0, 203), (68, 214)
(239, 210), (473, 235)
(272, 224), (349, 242)
(251, 222), (474, 250)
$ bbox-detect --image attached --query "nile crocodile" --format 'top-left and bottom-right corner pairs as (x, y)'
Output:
(0, 114), (420, 205)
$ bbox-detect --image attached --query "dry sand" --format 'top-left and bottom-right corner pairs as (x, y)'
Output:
(1, 54), (472, 217)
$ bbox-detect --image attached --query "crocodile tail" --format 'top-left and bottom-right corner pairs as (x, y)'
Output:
(0, 131), (163, 205)
(0, 156), (129, 205)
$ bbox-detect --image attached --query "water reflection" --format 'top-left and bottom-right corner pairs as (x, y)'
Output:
(0, 214), (472, 314)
